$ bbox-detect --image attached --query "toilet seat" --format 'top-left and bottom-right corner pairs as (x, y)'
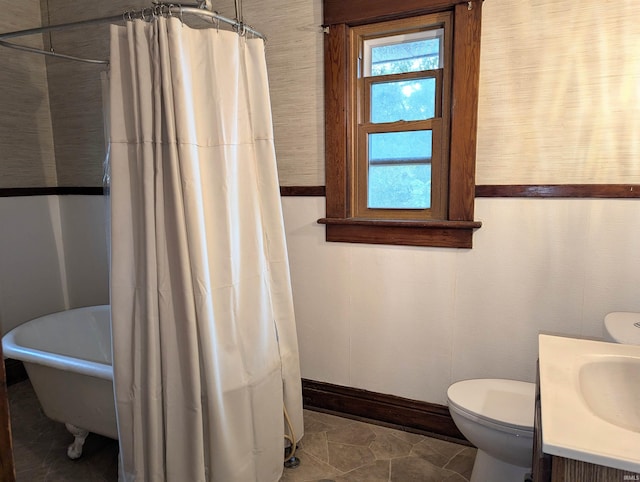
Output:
(447, 378), (535, 432)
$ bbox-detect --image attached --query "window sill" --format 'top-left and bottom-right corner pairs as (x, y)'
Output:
(317, 217), (482, 248)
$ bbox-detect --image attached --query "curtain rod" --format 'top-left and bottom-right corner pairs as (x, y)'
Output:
(0, 4), (265, 64)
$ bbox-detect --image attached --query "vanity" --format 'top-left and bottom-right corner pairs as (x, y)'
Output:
(534, 334), (640, 481)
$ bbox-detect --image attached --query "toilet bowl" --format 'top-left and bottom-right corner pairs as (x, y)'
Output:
(447, 378), (535, 482)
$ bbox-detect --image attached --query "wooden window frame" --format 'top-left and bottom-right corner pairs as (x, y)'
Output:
(319, 0), (483, 248)
(354, 14), (449, 221)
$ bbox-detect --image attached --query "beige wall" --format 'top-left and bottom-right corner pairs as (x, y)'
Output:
(0, 0), (56, 188)
(3, 0), (640, 188)
(38, 0), (324, 187)
(283, 196), (640, 404)
(0, 196), (109, 335)
(476, 0), (640, 184)
(3, 0), (640, 406)
(43, 0), (148, 187)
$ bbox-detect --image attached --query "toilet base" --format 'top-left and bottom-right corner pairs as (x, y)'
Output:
(470, 449), (531, 482)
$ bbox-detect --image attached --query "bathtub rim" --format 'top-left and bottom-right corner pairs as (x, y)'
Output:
(2, 306), (113, 382)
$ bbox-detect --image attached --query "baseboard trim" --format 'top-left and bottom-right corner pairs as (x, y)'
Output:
(0, 187), (104, 197)
(301, 378), (467, 444)
(4, 359), (27, 387)
(5, 362), (466, 443)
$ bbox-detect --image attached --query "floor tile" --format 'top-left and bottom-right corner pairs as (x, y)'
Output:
(369, 431), (413, 460)
(327, 442), (377, 473)
(334, 459), (390, 482)
(300, 431), (330, 463)
(443, 447), (476, 480)
(411, 437), (466, 468)
(280, 449), (341, 482)
(326, 423), (376, 446)
(8, 380), (475, 481)
(390, 455), (461, 482)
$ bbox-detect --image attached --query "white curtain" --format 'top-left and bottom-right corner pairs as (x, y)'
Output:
(108, 17), (303, 482)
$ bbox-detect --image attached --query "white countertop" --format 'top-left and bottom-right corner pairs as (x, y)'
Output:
(539, 334), (640, 473)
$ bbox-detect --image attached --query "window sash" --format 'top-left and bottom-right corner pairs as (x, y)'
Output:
(362, 70), (443, 124)
(355, 119), (446, 219)
(362, 28), (444, 77)
(351, 13), (451, 221)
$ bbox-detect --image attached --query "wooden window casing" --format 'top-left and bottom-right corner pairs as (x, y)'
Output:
(319, 0), (483, 248)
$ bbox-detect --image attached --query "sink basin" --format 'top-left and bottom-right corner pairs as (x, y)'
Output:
(579, 355), (640, 432)
(539, 334), (640, 473)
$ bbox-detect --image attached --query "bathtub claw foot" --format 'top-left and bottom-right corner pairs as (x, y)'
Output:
(65, 423), (89, 459)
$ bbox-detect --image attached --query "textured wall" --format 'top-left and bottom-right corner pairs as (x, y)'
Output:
(244, 0), (325, 186)
(0, 0), (56, 188)
(42, 0), (148, 187)
(283, 196), (640, 404)
(476, 0), (640, 184)
(4, 0), (640, 188)
(41, 0), (324, 187)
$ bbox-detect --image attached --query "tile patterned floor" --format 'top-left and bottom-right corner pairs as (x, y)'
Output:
(9, 380), (119, 481)
(281, 410), (475, 482)
(8, 380), (475, 481)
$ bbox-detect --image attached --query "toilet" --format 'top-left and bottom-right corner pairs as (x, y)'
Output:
(447, 378), (535, 482)
(448, 311), (640, 482)
(604, 312), (640, 345)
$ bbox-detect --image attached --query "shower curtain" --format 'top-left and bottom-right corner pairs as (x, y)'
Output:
(108, 17), (303, 481)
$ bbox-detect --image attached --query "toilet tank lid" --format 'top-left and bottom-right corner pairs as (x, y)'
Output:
(447, 378), (535, 430)
(604, 312), (640, 345)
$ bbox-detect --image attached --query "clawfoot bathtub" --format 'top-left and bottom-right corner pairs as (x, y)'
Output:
(2, 305), (117, 458)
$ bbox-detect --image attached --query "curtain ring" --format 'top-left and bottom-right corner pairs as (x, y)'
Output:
(235, 22), (247, 37)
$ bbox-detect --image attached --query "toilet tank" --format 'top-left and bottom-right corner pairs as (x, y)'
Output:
(604, 312), (640, 345)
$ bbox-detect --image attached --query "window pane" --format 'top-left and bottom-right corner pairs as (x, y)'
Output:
(368, 165), (431, 209)
(369, 130), (432, 163)
(371, 78), (436, 123)
(370, 37), (441, 76)
(368, 131), (432, 209)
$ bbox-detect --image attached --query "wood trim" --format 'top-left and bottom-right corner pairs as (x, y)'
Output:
(319, 218), (481, 229)
(324, 23), (350, 218)
(0, 187), (103, 197)
(448, 1), (482, 221)
(475, 184), (640, 198)
(323, 0), (465, 26)
(0, 346), (16, 482)
(322, 3), (482, 248)
(280, 184), (640, 199)
(7, 184), (635, 200)
(550, 456), (640, 481)
(280, 186), (326, 197)
(322, 223), (476, 248)
(302, 378), (468, 443)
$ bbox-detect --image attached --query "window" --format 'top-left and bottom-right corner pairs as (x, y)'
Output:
(355, 16), (449, 220)
(319, 0), (483, 248)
